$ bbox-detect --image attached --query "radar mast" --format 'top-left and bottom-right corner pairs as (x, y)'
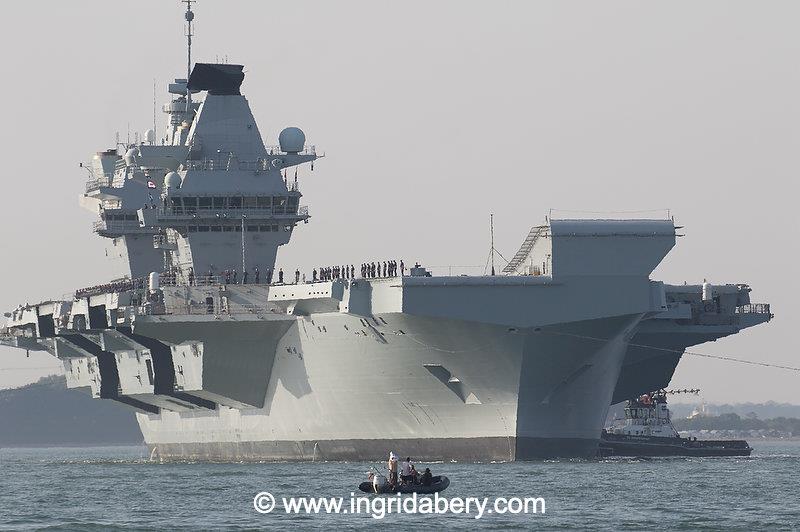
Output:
(183, 0), (195, 112)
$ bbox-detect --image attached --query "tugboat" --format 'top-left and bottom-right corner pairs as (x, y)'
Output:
(600, 389), (752, 457)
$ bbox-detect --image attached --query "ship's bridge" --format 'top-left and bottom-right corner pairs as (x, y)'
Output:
(130, 62), (320, 279)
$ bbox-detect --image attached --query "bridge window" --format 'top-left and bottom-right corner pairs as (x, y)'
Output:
(212, 197), (225, 208)
(259, 225), (270, 232)
(247, 225), (258, 232)
(257, 196), (271, 209)
(210, 226), (222, 232)
(273, 196), (286, 214)
(243, 197), (258, 209)
(223, 226), (234, 232)
(229, 197), (242, 209)
(198, 226), (210, 232)
(287, 196), (298, 213)
(198, 197), (212, 209)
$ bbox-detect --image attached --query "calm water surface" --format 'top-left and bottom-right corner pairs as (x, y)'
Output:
(1, 442), (798, 530)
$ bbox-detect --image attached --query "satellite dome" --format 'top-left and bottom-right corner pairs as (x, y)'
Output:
(124, 148), (138, 166)
(279, 127), (305, 154)
(144, 129), (156, 145)
(164, 171), (182, 190)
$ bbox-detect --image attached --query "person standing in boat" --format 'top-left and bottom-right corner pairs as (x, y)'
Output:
(388, 452), (399, 486)
(400, 457), (414, 485)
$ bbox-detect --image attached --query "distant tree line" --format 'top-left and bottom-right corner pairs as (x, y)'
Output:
(673, 413), (800, 434)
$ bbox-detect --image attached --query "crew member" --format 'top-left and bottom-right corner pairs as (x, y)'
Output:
(420, 467), (432, 486)
(400, 457), (413, 485)
(388, 452), (398, 486)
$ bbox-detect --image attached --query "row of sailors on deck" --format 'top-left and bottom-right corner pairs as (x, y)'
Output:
(363, 260), (404, 278)
(315, 265), (353, 281)
(313, 260), (405, 282)
(172, 259), (408, 288)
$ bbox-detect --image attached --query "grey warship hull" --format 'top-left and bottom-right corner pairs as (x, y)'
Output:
(137, 310), (640, 462)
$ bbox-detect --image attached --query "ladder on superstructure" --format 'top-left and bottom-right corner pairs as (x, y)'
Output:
(502, 226), (547, 275)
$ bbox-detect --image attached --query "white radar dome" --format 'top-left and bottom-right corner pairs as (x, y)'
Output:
(279, 127), (305, 154)
(144, 129), (156, 145)
(124, 148), (138, 166)
(164, 171), (181, 190)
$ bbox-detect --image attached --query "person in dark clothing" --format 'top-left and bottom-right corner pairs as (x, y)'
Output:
(254, 267), (260, 284)
(242, 271), (248, 284)
(295, 269), (300, 284)
(278, 268), (284, 284)
(188, 267), (195, 286)
(267, 269), (273, 284)
(225, 269), (231, 284)
(400, 260), (405, 276)
(420, 468), (433, 486)
(232, 269), (238, 284)
(383, 261), (387, 277)
(313, 269), (317, 282)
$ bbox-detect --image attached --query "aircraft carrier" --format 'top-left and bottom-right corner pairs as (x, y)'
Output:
(0, 4), (771, 461)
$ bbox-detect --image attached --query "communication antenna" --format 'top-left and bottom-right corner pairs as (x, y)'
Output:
(490, 214), (495, 276)
(483, 213), (510, 276)
(182, 0), (195, 112)
(153, 78), (157, 137)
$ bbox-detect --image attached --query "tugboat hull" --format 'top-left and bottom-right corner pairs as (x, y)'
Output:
(599, 433), (752, 457)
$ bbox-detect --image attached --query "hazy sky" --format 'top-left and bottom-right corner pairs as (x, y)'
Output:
(0, 1), (797, 403)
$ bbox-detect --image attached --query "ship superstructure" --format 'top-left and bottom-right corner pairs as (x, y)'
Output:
(0, 4), (771, 460)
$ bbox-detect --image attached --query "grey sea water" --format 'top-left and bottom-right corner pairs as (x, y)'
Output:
(1, 442), (798, 531)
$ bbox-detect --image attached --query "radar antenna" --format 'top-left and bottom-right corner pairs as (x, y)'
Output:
(182, 0), (195, 112)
